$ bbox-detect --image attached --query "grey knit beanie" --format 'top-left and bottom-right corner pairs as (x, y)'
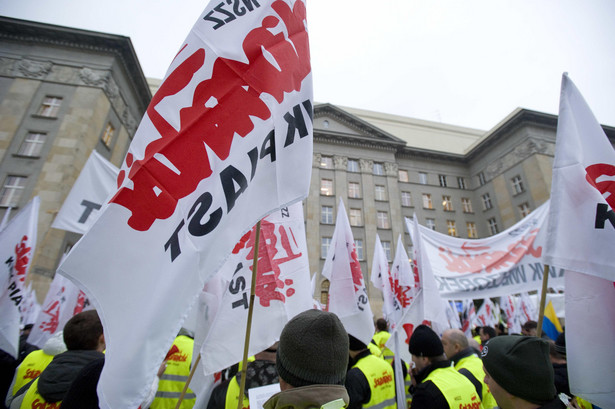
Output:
(276, 309), (349, 387)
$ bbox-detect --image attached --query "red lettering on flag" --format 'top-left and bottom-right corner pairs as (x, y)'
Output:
(111, 0), (310, 231)
(585, 163), (615, 210)
(14, 236), (31, 282)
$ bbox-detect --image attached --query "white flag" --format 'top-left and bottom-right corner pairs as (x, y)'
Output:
(518, 292), (537, 323)
(27, 270), (92, 348)
(57, 1), (313, 407)
(543, 74), (615, 408)
(474, 298), (497, 328)
(500, 295), (521, 334)
(322, 199), (374, 344)
(199, 203), (312, 375)
(19, 283), (41, 326)
(460, 299), (476, 337)
(51, 150), (119, 234)
(0, 196), (39, 358)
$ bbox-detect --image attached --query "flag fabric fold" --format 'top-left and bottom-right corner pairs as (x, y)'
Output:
(543, 74), (615, 407)
(57, 1), (313, 407)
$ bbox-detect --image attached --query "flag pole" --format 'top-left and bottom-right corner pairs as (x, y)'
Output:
(173, 354), (201, 409)
(536, 264), (550, 338)
(237, 220), (262, 409)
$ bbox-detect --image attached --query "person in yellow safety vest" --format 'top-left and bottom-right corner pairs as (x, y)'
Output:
(7, 311), (105, 409)
(441, 329), (497, 409)
(482, 336), (566, 409)
(151, 329), (196, 409)
(345, 334), (396, 409)
(408, 325), (482, 409)
(371, 319), (394, 364)
(7, 331), (66, 401)
(207, 345), (279, 409)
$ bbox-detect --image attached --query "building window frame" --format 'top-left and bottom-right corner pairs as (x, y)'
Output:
(349, 208), (363, 226)
(482, 193), (493, 210)
(401, 191), (412, 207)
(320, 156), (333, 169)
(354, 239), (364, 261)
(17, 132), (47, 157)
(419, 172), (428, 185)
(348, 181), (361, 199)
(442, 195), (453, 211)
(381, 240), (392, 262)
(321, 205), (333, 224)
(321, 237), (332, 259)
(398, 169), (409, 182)
(377, 211), (390, 229)
(438, 174), (447, 187)
(422, 193), (433, 209)
(488, 218), (499, 235)
(511, 175), (525, 195)
(347, 159), (359, 173)
(467, 222), (478, 238)
(461, 197), (473, 213)
(373, 162), (384, 176)
(0, 176), (27, 208)
(374, 185), (387, 201)
(426, 218), (436, 230)
(457, 177), (466, 190)
(519, 202), (531, 218)
(447, 220), (457, 237)
(37, 96), (63, 118)
(101, 122), (115, 148)
(320, 179), (334, 196)
(478, 172), (486, 186)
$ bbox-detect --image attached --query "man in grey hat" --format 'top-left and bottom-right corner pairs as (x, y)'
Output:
(263, 309), (350, 409)
(482, 335), (566, 408)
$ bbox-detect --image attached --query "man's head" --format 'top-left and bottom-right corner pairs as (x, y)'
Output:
(375, 318), (388, 332)
(409, 324), (445, 372)
(63, 310), (104, 351)
(482, 336), (556, 408)
(276, 310), (348, 390)
(441, 329), (468, 359)
(479, 326), (496, 344)
(521, 320), (537, 336)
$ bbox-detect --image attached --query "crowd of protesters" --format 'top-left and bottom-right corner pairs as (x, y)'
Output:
(1, 311), (599, 409)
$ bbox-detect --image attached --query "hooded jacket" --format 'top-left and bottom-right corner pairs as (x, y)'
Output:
(264, 384), (349, 409)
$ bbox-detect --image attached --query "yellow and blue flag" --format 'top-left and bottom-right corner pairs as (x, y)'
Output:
(542, 300), (563, 340)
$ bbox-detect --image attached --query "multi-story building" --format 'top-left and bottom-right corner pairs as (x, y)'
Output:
(2, 18), (614, 316)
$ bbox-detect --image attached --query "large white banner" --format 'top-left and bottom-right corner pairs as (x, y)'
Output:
(0, 196), (39, 358)
(408, 202), (563, 299)
(58, 1), (312, 407)
(51, 150), (119, 235)
(543, 74), (615, 408)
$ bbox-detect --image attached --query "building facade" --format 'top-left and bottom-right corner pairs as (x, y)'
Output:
(0, 17), (151, 297)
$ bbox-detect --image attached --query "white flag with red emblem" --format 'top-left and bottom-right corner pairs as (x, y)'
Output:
(474, 298), (498, 327)
(51, 150), (119, 235)
(57, 1), (312, 407)
(518, 292), (537, 323)
(20, 283), (41, 326)
(500, 295), (521, 334)
(27, 266), (92, 348)
(0, 196), (39, 358)
(543, 74), (615, 408)
(322, 198), (374, 344)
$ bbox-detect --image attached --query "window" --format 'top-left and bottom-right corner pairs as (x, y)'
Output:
(461, 198), (473, 213)
(488, 218), (499, 235)
(381, 241), (391, 262)
(37, 96), (62, 117)
(101, 123), (115, 147)
(320, 179), (334, 196)
(457, 177), (466, 190)
(321, 206), (333, 224)
(439, 174), (447, 187)
(422, 193), (433, 209)
(348, 182), (361, 198)
(401, 191), (412, 207)
(519, 202), (531, 218)
(375, 185), (387, 201)
(482, 193), (492, 210)
(349, 208), (362, 226)
(321, 237), (332, 259)
(447, 220), (457, 237)
(377, 211), (390, 229)
(419, 172), (428, 185)
(467, 222), (478, 238)
(354, 239), (364, 260)
(0, 176), (27, 207)
(442, 195), (453, 211)
(18, 132), (46, 157)
(373, 162), (384, 176)
(478, 172), (486, 186)
(426, 218), (436, 230)
(511, 175), (525, 195)
(398, 170), (409, 182)
(320, 156), (333, 168)
(347, 159), (359, 173)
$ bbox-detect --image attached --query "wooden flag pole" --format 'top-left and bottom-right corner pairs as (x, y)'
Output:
(173, 354), (201, 409)
(237, 220), (262, 409)
(536, 264), (550, 338)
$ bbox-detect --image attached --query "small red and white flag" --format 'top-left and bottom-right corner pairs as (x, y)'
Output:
(460, 299), (476, 337)
(543, 74), (615, 408)
(0, 196), (39, 358)
(500, 295), (521, 334)
(474, 298), (498, 328)
(322, 199), (374, 344)
(518, 292), (537, 323)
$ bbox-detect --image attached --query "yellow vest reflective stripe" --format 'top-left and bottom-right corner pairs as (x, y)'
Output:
(20, 378), (61, 409)
(13, 350), (54, 395)
(150, 335), (196, 409)
(353, 355), (396, 409)
(225, 376), (250, 409)
(424, 366), (483, 409)
(455, 355), (497, 409)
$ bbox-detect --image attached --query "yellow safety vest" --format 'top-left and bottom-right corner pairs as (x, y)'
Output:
(576, 397), (593, 409)
(13, 350), (54, 395)
(455, 355), (497, 409)
(353, 354), (396, 409)
(19, 378), (61, 409)
(225, 375), (250, 409)
(371, 332), (395, 364)
(150, 335), (196, 409)
(423, 366), (483, 409)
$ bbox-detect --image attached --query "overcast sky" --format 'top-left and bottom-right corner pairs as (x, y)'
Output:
(2, 0), (614, 130)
